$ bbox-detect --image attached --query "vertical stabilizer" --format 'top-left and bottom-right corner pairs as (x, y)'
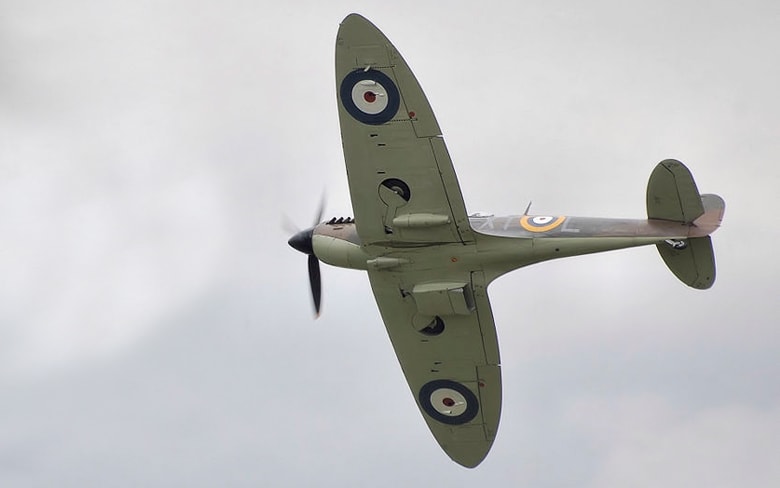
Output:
(647, 159), (704, 223)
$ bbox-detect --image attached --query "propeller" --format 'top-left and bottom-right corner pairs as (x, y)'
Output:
(287, 199), (326, 317)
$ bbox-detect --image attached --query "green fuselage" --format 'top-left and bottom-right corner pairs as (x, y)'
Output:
(311, 214), (705, 284)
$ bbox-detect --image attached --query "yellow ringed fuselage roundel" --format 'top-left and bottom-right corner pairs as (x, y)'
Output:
(519, 215), (566, 232)
(340, 69), (400, 125)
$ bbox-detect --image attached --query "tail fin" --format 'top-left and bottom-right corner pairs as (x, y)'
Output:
(647, 159), (704, 223)
(647, 160), (724, 290)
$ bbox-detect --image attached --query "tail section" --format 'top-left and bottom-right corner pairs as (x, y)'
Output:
(647, 160), (725, 290)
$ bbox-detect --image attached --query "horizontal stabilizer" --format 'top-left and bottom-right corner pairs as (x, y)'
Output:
(656, 236), (716, 289)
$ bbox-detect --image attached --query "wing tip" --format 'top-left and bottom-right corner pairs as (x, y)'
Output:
(340, 12), (372, 29)
(444, 441), (493, 468)
(338, 12), (387, 44)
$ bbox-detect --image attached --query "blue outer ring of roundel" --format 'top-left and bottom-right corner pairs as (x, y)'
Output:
(418, 379), (480, 425)
(340, 69), (400, 125)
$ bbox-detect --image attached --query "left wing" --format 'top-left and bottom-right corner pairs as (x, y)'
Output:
(335, 14), (474, 247)
(368, 268), (501, 468)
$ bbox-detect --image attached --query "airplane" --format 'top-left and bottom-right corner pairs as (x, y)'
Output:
(287, 13), (725, 468)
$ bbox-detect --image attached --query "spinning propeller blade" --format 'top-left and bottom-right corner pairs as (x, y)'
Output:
(308, 254), (321, 316)
(287, 200), (326, 317)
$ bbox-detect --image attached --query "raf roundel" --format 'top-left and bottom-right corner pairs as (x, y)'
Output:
(418, 379), (479, 425)
(519, 215), (566, 233)
(340, 69), (400, 125)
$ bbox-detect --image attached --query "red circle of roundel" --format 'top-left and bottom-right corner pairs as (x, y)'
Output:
(340, 69), (400, 125)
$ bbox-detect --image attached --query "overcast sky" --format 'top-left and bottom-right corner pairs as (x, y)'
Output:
(2, 0), (779, 486)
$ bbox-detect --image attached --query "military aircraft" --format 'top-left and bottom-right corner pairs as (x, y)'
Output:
(287, 13), (725, 468)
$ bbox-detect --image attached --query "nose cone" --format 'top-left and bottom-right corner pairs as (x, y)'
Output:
(288, 228), (314, 255)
